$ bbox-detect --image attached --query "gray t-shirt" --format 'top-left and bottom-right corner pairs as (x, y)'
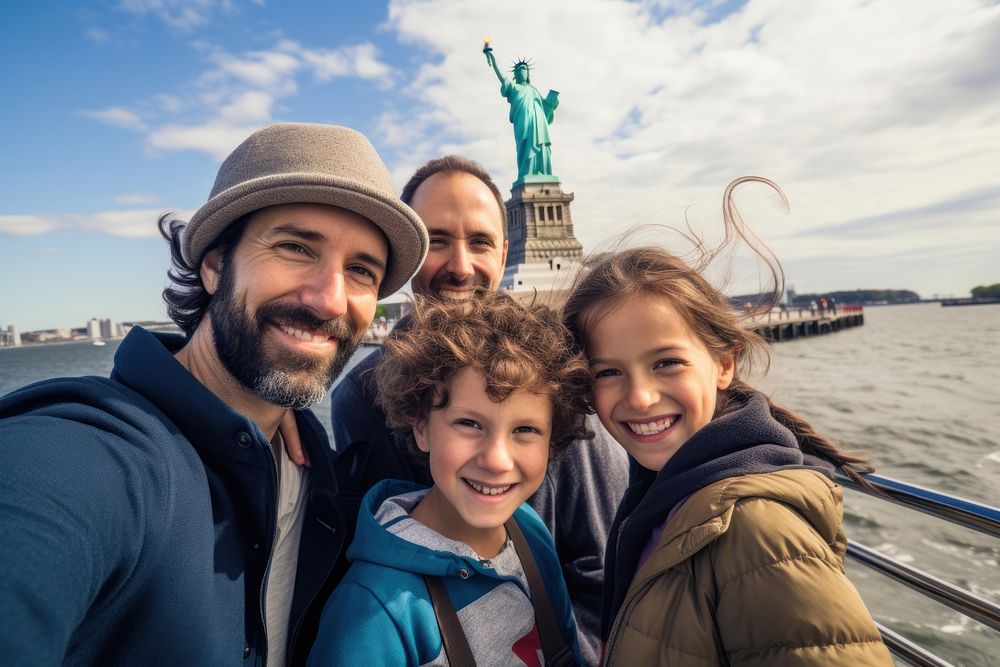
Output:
(264, 431), (309, 667)
(376, 490), (539, 667)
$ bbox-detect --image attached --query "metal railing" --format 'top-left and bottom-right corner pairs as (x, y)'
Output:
(836, 472), (1000, 666)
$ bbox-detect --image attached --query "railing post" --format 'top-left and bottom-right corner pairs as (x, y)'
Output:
(835, 472), (999, 665)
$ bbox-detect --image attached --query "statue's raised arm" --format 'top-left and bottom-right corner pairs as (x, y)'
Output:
(485, 48), (505, 85)
(482, 41), (559, 182)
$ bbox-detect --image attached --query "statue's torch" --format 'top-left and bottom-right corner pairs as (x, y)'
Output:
(482, 37), (493, 53)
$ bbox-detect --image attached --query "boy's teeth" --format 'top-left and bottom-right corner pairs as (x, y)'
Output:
(467, 480), (512, 496)
(280, 324), (328, 344)
(627, 417), (675, 436)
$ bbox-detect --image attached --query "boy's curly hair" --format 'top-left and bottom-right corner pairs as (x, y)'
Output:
(375, 292), (592, 457)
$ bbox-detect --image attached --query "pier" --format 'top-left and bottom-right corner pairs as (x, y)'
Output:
(941, 297), (1000, 307)
(747, 305), (864, 342)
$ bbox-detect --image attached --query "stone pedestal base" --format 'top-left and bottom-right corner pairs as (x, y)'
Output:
(504, 179), (583, 266)
(501, 257), (583, 293)
(500, 178), (584, 292)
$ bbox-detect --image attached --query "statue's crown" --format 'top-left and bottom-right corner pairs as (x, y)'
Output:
(511, 57), (533, 71)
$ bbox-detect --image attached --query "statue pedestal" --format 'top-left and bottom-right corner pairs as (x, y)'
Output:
(500, 178), (584, 293)
(512, 174), (561, 188)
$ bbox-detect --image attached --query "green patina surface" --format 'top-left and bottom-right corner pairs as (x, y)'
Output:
(484, 45), (560, 184)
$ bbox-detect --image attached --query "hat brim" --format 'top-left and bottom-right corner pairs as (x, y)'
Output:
(183, 172), (427, 298)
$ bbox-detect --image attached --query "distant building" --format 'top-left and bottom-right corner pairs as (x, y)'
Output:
(84, 318), (119, 339)
(99, 318), (117, 338)
(35, 328), (74, 343)
(0, 325), (21, 347)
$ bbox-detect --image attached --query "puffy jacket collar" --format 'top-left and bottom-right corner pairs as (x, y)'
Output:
(637, 469), (845, 586)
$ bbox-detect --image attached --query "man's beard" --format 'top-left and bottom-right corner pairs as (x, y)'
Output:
(209, 264), (362, 408)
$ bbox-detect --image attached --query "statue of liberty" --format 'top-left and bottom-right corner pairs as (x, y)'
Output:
(484, 42), (560, 183)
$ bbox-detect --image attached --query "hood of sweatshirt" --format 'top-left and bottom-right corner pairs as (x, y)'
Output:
(346, 478), (527, 582)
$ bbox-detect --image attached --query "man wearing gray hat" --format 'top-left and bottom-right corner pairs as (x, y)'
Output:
(0, 123), (427, 665)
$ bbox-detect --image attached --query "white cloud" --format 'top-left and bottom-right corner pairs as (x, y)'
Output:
(152, 94), (185, 113)
(216, 90), (276, 124)
(114, 193), (162, 205)
(147, 122), (260, 160)
(0, 215), (63, 236)
(80, 39), (394, 159)
(0, 209), (197, 239)
(381, 0), (1000, 297)
(116, 0), (231, 31)
(85, 27), (110, 44)
(300, 42), (394, 85)
(79, 106), (147, 131)
(206, 48), (301, 93)
(76, 208), (181, 237)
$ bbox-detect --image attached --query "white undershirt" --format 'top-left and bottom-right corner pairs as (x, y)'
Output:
(265, 431), (309, 667)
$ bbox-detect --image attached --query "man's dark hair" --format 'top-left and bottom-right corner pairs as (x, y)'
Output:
(401, 155), (508, 241)
(158, 212), (251, 337)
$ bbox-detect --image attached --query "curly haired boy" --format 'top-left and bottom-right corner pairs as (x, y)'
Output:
(309, 292), (590, 666)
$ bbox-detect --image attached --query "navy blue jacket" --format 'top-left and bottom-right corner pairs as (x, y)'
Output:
(0, 327), (349, 666)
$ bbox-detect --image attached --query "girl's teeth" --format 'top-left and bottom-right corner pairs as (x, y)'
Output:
(467, 481), (512, 496)
(627, 417), (675, 436)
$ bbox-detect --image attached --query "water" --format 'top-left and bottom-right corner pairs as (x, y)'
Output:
(2, 303), (997, 664)
(756, 303), (999, 666)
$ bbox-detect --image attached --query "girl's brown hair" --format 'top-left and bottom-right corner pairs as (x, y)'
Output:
(562, 178), (874, 486)
(376, 292), (592, 456)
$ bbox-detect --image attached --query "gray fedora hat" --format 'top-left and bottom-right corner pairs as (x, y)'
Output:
(181, 122), (428, 297)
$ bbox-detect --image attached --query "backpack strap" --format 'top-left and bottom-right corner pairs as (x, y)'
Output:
(423, 575), (477, 667)
(505, 518), (575, 667)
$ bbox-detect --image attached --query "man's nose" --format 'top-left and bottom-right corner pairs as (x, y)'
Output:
(446, 244), (475, 280)
(299, 265), (348, 321)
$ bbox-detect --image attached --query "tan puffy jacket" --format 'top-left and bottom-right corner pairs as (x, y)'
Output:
(604, 469), (892, 666)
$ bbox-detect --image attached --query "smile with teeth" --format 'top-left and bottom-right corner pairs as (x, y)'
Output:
(278, 323), (332, 344)
(626, 416), (677, 436)
(439, 289), (475, 300)
(465, 479), (513, 496)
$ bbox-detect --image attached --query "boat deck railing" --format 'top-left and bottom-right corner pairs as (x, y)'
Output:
(835, 472), (1000, 666)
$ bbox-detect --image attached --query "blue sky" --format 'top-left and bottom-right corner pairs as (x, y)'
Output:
(2, 0), (999, 331)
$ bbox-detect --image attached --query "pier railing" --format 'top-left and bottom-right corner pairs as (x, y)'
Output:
(835, 472), (1000, 666)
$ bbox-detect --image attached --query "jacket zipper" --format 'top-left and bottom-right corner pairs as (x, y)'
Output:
(287, 414), (357, 658)
(287, 513), (341, 656)
(603, 517), (629, 665)
(603, 574), (659, 667)
(258, 441), (280, 665)
(603, 513), (720, 665)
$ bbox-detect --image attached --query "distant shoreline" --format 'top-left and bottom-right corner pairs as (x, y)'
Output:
(0, 338), (125, 351)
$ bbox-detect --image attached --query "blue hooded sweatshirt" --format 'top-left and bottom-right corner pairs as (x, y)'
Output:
(308, 479), (581, 666)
